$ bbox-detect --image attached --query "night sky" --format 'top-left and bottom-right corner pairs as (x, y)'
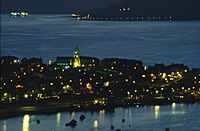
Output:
(1, 0), (120, 14)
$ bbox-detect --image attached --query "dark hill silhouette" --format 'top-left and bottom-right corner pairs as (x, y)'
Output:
(75, 0), (200, 20)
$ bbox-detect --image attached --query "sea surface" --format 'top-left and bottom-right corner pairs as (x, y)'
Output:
(0, 103), (200, 131)
(1, 15), (200, 131)
(1, 15), (200, 68)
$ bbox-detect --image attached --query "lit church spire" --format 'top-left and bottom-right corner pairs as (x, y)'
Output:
(73, 46), (81, 68)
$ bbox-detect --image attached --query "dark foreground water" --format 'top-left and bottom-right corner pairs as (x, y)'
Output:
(0, 103), (200, 131)
(1, 15), (200, 68)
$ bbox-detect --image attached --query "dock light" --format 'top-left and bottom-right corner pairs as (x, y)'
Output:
(21, 12), (25, 16)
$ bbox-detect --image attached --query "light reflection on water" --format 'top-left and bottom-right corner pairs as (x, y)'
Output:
(172, 102), (176, 115)
(154, 105), (160, 119)
(56, 112), (61, 128)
(70, 111), (75, 119)
(93, 120), (99, 131)
(22, 114), (30, 131)
(0, 104), (200, 131)
(3, 121), (7, 131)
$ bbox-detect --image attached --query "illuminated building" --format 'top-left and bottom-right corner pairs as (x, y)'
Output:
(73, 46), (81, 68)
(53, 47), (100, 70)
(54, 57), (73, 70)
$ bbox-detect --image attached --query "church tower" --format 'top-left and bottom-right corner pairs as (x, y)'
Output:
(73, 46), (81, 68)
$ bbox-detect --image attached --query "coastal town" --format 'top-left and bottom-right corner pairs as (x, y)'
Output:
(0, 47), (200, 118)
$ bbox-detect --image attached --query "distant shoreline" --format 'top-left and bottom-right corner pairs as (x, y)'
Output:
(1, 14), (200, 21)
(1, 100), (199, 120)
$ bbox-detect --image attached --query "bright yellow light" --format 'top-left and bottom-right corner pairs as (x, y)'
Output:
(3, 93), (8, 97)
(94, 100), (98, 104)
(63, 85), (71, 91)
(86, 83), (92, 91)
(24, 94), (28, 98)
(104, 81), (109, 87)
(13, 59), (18, 63)
(162, 73), (167, 79)
(23, 114), (30, 131)
(73, 47), (81, 68)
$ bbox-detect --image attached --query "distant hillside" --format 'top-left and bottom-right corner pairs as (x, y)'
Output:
(75, 0), (200, 20)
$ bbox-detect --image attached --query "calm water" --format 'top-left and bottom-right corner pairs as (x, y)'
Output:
(0, 104), (200, 131)
(1, 15), (200, 68)
(1, 15), (200, 130)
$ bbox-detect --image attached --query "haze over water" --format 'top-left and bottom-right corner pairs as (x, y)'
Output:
(1, 15), (200, 68)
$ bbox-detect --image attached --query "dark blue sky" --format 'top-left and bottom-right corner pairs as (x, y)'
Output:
(1, 0), (120, 14)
